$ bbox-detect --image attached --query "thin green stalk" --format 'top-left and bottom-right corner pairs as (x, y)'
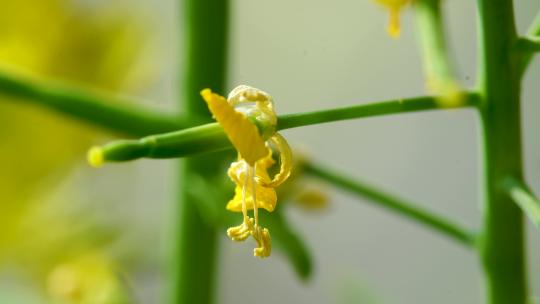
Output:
(170, 1), (229, 304)
(304, 162), (476, 247)
(0, 71), (188, 136)
(414, 0), (463, 106)
(528, 11), (540, 36)
(502, 177), (540, 229)
(477, 0), (527, 303)
(520, 11), (540, 75)
(278, 92), (478, 130)
(91, 92), (480, 164)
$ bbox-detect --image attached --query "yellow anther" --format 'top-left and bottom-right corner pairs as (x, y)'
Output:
(227, 85), (273, 109)
(227, 217), (254, 242)
(87, 146), (104, 168)
(253, 226), (271, 258)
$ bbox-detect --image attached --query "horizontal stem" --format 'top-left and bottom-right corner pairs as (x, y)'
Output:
(502, 177), (540, 229)
(520, 11), (540, 76)
(91, 92), (480, 164)
(304, 162), (476, 247)
(278, 91), (479, 130)
(515, 36), (540, 54)
(0, 71), (191, 136)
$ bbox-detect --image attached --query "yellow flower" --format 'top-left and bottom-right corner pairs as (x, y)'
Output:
(375, 0), (411, 38)
(47, 252), (127, 304)
(201, 85), (293, 258)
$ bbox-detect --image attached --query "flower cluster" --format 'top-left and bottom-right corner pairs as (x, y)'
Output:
(201, 85), (292, 258)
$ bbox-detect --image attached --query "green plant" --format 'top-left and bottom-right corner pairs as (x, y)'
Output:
(1, 0), (539, 303)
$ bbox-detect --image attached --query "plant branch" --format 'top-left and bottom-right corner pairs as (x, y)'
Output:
(516, 36), (540, 53)
(527, 11), (540, 37)
(502, 177), (540, 229)
(414, 0), (464, 107)
(90, 91), (480, 164)
(519, 11), (540, 76)
(278, 91), (479, 130)
(304, 162), (476, 247)
(0, 71), (190, 136)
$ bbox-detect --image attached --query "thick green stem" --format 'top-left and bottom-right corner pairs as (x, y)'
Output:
(477, 0), (527, 303)
(0, 71), (188, 136)
(305, 163), (476, 247)
(170, 1), (228, 304)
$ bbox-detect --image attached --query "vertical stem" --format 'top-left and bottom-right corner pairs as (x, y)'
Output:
(170, 1), (229, 303)
(476, 0), (527, 303)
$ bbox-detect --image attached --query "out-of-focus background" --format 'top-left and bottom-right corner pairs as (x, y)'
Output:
(1, 0), (539, 303)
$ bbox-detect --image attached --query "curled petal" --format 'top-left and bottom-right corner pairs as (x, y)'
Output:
(263, 133), (293, 188)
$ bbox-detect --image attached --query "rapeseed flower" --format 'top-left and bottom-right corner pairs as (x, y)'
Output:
(201, 85), (292, 258)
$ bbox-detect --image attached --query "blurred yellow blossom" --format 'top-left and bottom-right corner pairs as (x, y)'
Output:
(47, 253), (128, 304)
(0, 0), (152, 301)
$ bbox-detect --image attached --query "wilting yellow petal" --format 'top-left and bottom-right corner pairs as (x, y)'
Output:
(227, 184), (277, 212)
(264, 133), (293, 188)
(201, 89), (267, 165)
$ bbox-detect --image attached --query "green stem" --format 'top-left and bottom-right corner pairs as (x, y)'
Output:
(528, 11), (540, 36)
(515, 36), (540, 53)
(477, 0), (527, 303)
(519, 11), (540, 76)
(304, 162), (475, 246)
(93, 92), (479, 163)
(170, 0), (229, 304)
(278, 92), (478, 130)
(0, 71), (188, 136)
(414, 0), (463, 106)
(502, 177), (540, 229)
